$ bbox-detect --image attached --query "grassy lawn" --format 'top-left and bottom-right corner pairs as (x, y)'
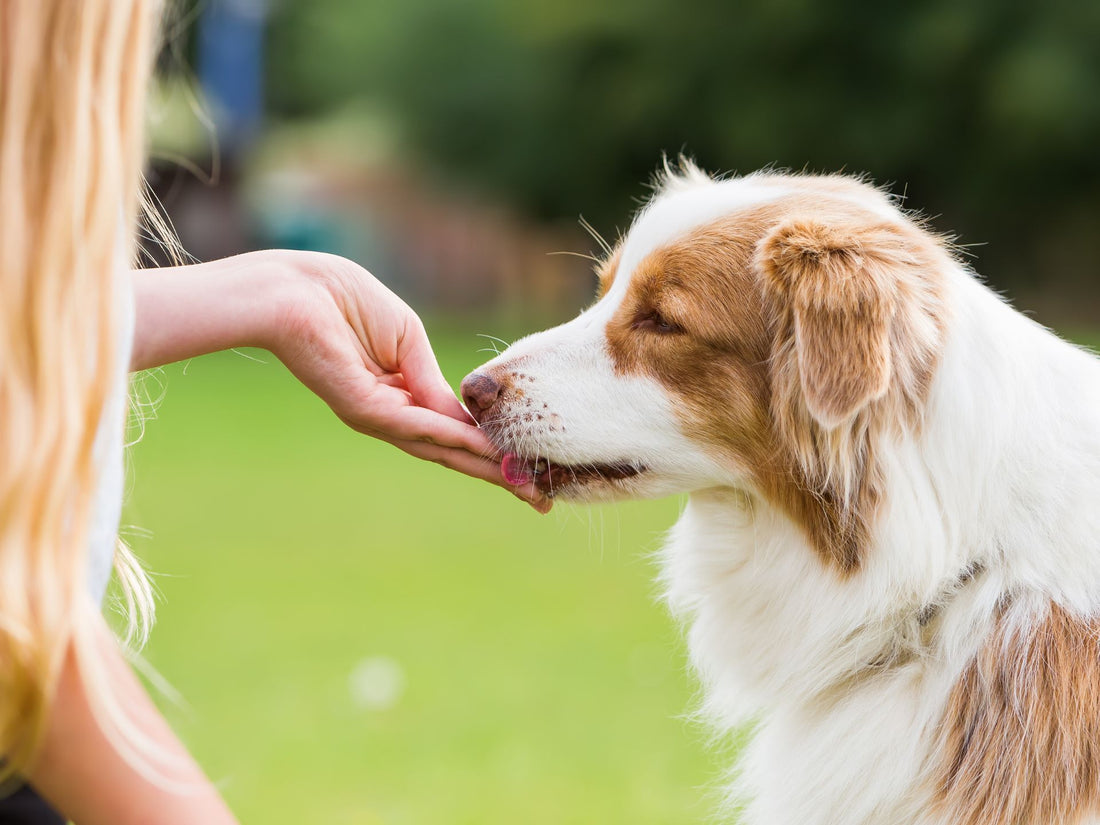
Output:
(120, 324), (718, 825)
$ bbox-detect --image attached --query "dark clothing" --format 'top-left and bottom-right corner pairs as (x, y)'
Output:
(0, 786), (65, 825)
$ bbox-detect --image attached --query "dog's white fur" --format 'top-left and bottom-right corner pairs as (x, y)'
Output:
(464, 166), (1100, 824)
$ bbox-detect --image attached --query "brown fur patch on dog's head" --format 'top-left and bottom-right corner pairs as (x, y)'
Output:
(606, 179), (949, 573)
(758, 218), (898, 428)
(758, 204), (948, 506)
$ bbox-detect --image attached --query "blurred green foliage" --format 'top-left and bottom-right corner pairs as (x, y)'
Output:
(266, 0), (1100, 291)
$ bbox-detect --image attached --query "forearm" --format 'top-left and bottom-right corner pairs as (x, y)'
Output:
(130, 251), (296, 371)
(26, 619), (238, 825)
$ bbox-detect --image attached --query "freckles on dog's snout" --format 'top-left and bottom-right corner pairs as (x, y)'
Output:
(460, 372), (502, 424)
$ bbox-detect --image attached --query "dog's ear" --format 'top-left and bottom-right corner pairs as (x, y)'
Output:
(757, 219), (902, 429)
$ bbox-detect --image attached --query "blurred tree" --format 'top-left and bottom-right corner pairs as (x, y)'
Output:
(265, 0), (1100, 293)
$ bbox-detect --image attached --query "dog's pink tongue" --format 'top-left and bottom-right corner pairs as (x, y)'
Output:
(501, 453), (534, 486)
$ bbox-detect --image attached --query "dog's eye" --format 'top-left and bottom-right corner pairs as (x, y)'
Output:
(631, 311), (681, 334)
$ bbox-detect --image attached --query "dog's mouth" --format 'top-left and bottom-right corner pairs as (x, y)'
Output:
(501, 452), (645, 496)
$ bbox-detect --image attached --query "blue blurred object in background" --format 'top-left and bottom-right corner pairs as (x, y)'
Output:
(198, 0), (268, 156)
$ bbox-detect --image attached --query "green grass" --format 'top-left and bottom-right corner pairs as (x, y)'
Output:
(121, 326), (718, 825)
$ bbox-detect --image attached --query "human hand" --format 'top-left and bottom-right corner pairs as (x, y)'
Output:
(131, 250), (549, 511)
(263, 251), (551, 512)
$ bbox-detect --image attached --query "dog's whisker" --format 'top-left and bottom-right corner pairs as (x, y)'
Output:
(578, 215), (614, 259)
(475, 332), (512, 351)
(547, 249), (601, 264)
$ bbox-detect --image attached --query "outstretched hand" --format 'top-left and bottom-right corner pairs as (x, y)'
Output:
(131, 249), (549, 512)
(267, 252), (551, 512)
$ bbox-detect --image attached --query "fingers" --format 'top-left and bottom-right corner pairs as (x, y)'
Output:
(387, 438), (551, 513)
(375, 374), (408, 390)
(396, 318), (474, 424)
(341, 384), (551, 511)
(348, 394), (499, 458)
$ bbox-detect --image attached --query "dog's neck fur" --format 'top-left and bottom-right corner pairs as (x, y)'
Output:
(662, 263), (1100, 822)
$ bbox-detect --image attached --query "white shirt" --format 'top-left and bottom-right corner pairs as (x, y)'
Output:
(86, 258), (134, 602)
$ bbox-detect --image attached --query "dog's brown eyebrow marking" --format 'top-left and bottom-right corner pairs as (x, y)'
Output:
(596, 245), (622, 300)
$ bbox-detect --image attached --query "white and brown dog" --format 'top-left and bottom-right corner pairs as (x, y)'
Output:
(460, 163), (1100, 825)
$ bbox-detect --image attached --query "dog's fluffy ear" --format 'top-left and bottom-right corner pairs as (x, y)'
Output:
(757, 219), (902, 429)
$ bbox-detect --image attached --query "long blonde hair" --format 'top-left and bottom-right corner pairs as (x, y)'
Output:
(0, 0), (161, 779)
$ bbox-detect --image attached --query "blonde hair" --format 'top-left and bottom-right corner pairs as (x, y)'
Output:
(0, 0), (161, 780)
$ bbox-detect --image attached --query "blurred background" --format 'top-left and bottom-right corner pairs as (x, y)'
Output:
(126, 0), (1100, 822)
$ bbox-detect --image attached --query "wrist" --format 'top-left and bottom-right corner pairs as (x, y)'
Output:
(234, 250), (312, 354)
(250, 249), (343, 363)
(131, 251), (308, 371)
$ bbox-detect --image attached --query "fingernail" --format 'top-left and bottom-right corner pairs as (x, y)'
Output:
(530, 497), (553, 515)
(516, 492), (552, 514)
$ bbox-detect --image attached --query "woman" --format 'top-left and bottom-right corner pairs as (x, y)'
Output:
(0, 2), (545, 822)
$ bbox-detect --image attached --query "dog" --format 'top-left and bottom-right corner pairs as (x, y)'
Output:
(460, 162), (1100, 825)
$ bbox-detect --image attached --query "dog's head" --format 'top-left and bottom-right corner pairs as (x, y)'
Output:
(462, 166), (951, 572)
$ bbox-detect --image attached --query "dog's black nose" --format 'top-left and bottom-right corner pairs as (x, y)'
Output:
(460, 372), (502, 424)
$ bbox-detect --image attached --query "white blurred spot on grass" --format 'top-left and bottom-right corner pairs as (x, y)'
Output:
(349, 656), (406, 711)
